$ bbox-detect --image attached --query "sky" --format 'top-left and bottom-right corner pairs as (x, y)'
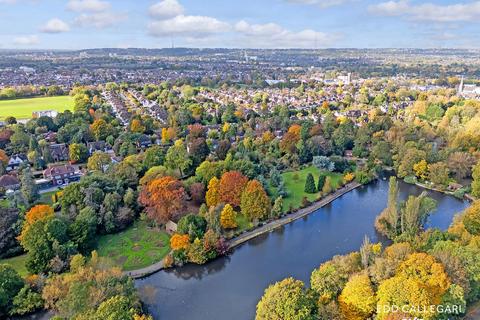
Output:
(0, 0), (479, 49)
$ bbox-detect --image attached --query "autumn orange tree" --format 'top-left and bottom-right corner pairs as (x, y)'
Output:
(220, 204), (237, 229)
(170, 234), (190, 251)
(138, 176), (186, 224)
(19, 204), (54, 241)
(0, 149), (9, 165)
(206, 177), (220, 208)
(241, 180), (271, 222)
(279, 124), (301, 154)
(219, 171), (248, 207)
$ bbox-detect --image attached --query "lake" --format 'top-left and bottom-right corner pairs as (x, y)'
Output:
(136, 179), (469, 320)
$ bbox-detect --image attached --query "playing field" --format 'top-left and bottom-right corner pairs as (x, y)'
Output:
(0, 96), (74, 120)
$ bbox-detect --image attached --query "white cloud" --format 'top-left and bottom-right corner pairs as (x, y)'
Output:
(369, 1), (480, 22)
(286, 0), (355, 9)
(148, 15), (230, 38)
(66, 0), (110, 12)
(40, 18), (70, 33)
(13, 35), (39, 45)
(74, 12), (126, 29)
(234, 20), (337, 48)
(149, 0), (184, 20)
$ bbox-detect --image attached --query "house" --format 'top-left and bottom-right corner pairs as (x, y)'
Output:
(49, 143), (69, 162)
(32, 110), (58, 118)
(6, 154), (27, 171)
(165, 220), (178, 235)
(0, 174), (20, 191)
(43, 164), (76, 186)
(136, 135), (152, 149)
(87, 141), (110, 155)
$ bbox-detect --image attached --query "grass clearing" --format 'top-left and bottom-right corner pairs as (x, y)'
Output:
(0, 96), (73, 120)
(96, 221), (171, 271)
(280, 166), (343, 212)
(39, 191), (57, 205)
(0, 254), (28, 277)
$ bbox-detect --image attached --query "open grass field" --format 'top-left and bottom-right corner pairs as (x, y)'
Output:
(0, 254), (28, 277)
(280, 166), (343, 212)
(0, 96), (73, 120)
(96, 221), (171, 271)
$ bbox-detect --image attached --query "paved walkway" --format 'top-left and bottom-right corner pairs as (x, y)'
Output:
(124, 260), (164, 279)
(228, 182), (362, 248)
(125, 181), (362, 279)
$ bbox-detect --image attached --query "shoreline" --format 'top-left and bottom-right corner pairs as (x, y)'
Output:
(125, 181), (362, 279)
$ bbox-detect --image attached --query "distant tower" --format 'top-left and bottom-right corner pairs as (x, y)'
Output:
(244, 51), (249, 63)
(347, 73), (352, 85)
(458, 75), (464, 95)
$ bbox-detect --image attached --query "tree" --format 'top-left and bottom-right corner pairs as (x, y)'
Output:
(219, 171), (248, 207)
(472, 162), (480, 197)
(189, 182), (205, 204)
(20, 216), (70, 274)
(241, 180), (271, 222)
(90, 119), (113, 141)
(220, 204), (237, 229)
(87, 151), (111, 173)
(20, 166), (38, 205)
(375, 176), (400, 238)
(10, 286), (43, 316)
(19, 204), (54, 241)
(177, 214), (207, 240)
(138, 176), (186, 224)
(143, 145), (165, 169)
(68, 207), (97, 253)
(313, 156), (334, 172)
(400, 192), (437, 238)
(69, 143), (88, 164)
(428, 162), (449, 186)
(376, 253), (450, 320)
(317, 174), (326, 191)
(73, 93), (90, 113)
(130, 119), (145, 133)
(304, 173), (316, 193)
(413, 159), (428, 180)
(0, 264), (24, 317)
(463, 200), (480, 236)
(338, 274), (376, 320)
(206, 177), (221, 208)
(448, 152), (474, 180)
(0, 209), (20, 259)
(256, 277), (316, 320)
(272, 196), (283, 217)
(322, 176), (333, 194)
(165, 140), (191, 177)
(170, 234), (190, 251)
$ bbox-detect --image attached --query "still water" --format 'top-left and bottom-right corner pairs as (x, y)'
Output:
(136, 179), (469, 320)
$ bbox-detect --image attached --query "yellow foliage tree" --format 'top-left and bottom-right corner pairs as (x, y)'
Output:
(19, 204), (54, 241)
(206, 177), (220, 208)
(338, 274), (376, 320)
(413, 159), (428, 180)
(344, 172), (355, 183)
(220, 204), (237, 229)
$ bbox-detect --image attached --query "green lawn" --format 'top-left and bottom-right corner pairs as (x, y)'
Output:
(0, 254), (28, 277)
(235, 212), (252, 231)
(0, 96), (73, 120)
(280, 166), (343, 212)
(96, 221), (171, 271)
(39, 191), (57, 205)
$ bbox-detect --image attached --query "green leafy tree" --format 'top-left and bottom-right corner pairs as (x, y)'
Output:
(317, 175), (326, 192)
(0, 264), (24, 317)
(165, 140), (192, 177)
(177, 214), (207, 240)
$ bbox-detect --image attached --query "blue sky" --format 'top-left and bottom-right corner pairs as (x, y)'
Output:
(0, 0), (479, 49)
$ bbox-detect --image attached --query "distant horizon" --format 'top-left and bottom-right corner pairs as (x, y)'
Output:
(1, 47), (480, 52)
